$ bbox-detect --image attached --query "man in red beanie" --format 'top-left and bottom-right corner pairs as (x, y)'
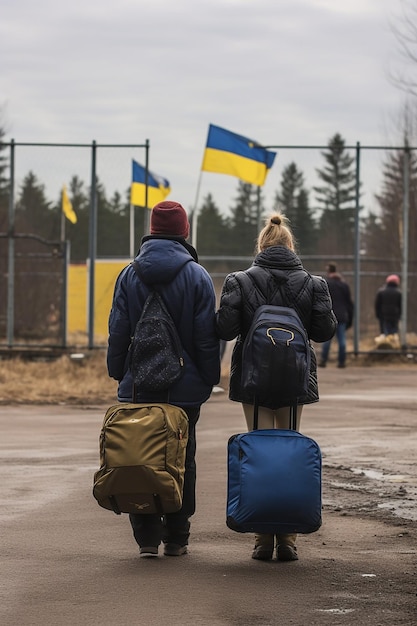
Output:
(375, 274), (402, 336)
(107, 200), (220, 558)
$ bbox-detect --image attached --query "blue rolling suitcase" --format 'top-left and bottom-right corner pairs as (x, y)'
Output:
(226, 404), (322, 534)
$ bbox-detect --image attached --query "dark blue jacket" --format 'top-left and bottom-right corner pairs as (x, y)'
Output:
(107, 236), (220, 406)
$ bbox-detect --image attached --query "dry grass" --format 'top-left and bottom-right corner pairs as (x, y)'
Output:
(0, 336), (415, 405)
(0, 350), (118, 405)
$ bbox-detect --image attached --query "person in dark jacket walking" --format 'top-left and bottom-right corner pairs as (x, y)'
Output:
(319, 263), (354, 369)
(375, 274), (402, 336)
(215, 213), (336, 562)
(107, 200), (220, 558)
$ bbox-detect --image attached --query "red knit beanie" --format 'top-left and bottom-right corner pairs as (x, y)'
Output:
(150, 201), (190, 239)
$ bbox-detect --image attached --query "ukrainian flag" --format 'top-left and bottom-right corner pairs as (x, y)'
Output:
(201, 124), (276, 186)
(130, 160), (171, 208)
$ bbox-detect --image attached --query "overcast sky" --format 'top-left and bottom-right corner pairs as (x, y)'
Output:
(0, 0), (409, 215)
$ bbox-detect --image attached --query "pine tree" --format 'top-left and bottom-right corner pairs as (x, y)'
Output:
(15, 171), (54, 239)
(105, 190), (130, 257)
(314, 133), (357, 255)
(96, 180), (129, 258)
(274, 162), (317, 255)
(228, 181), (263, 255)
(197, 193), (228, 255)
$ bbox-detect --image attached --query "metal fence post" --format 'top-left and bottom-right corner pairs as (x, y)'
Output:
(143, 139), (150, 236)
(353, 141), (361, 355)
(401, 146), (409, 348)
(88, 140), (97, 349)
(7, 139), (15, 347)
(62, 239), (69, 348)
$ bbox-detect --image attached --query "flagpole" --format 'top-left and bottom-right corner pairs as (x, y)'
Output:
(191, 170), (203, 249)
(144, 139), (150, 236)
(256, 186), (262, 233)
(129, 203), (135, 258)
(192, 126), (211, 250)
(60, 201), (65, 242)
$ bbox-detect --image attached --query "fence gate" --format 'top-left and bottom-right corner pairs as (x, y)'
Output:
(0, 234), (68, 348)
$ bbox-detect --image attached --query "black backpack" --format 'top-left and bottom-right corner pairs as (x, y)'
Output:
(238, 271), (311, 408)
(129, 262), (184, 392)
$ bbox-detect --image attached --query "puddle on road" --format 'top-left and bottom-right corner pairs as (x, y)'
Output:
(351, 467), (411, 482)
(331, 466), (417, 522)
(377, 500), (417, 521)
(316, 608), (355, 615)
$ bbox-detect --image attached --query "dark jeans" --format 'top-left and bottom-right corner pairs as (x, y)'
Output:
(321, 322), (347, 366)
(129, 406), (200, 548)
(382, 319), (399, 335)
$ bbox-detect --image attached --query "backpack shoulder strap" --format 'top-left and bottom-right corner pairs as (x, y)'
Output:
(235, 267), (269, 297)
(131, 260), (171, 312)
(130, 260), (189, 353)
(131, 260), (147, 284)
(237, 266), (284, 307)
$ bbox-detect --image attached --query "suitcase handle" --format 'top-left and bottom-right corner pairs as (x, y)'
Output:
(253, 396), (297, 431)
(132, 382), (170, 404)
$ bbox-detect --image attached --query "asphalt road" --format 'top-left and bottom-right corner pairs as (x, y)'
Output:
(1, 366), (416, 625)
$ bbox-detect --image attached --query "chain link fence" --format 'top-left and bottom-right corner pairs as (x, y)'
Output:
(0, 141), (416, 353)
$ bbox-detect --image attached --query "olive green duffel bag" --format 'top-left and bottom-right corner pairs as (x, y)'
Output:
(93, 403), (189, 515)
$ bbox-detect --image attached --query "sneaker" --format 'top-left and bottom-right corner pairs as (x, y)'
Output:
(337, 363), (346, 368)
(163, 543), (188, 556)
(318, 360), (326, 368)
(251, 545), (274, 561)
(277, 544), (298, 562)
(139, 546), (158, 558)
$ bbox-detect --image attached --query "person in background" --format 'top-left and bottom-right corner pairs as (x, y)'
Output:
(375, 274), (402, 336)
(107, 201), (220, 558)
(215, 213), (336, 563)
(319, 262), (354, 369)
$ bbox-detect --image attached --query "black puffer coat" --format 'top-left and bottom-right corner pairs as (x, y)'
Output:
(215, 246), (337, 408)
(375, 283), (402, 325)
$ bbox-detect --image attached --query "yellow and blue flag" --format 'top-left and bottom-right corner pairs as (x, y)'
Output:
(201, 124), (276, 186)
(130, 160), (171, 208)
(62, 185), (77, 224)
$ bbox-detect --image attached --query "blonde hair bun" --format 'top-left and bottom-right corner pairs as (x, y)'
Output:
(257, 212), (295, 252)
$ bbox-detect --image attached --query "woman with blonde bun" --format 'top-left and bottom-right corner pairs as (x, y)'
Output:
(216, 213), (336, 562)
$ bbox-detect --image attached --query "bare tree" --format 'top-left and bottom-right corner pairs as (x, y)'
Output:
(0, 105), (10, 230)
(390, 0), (417, 96)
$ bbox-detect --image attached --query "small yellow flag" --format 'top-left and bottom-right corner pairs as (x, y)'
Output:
(62, 185), (77, 224)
